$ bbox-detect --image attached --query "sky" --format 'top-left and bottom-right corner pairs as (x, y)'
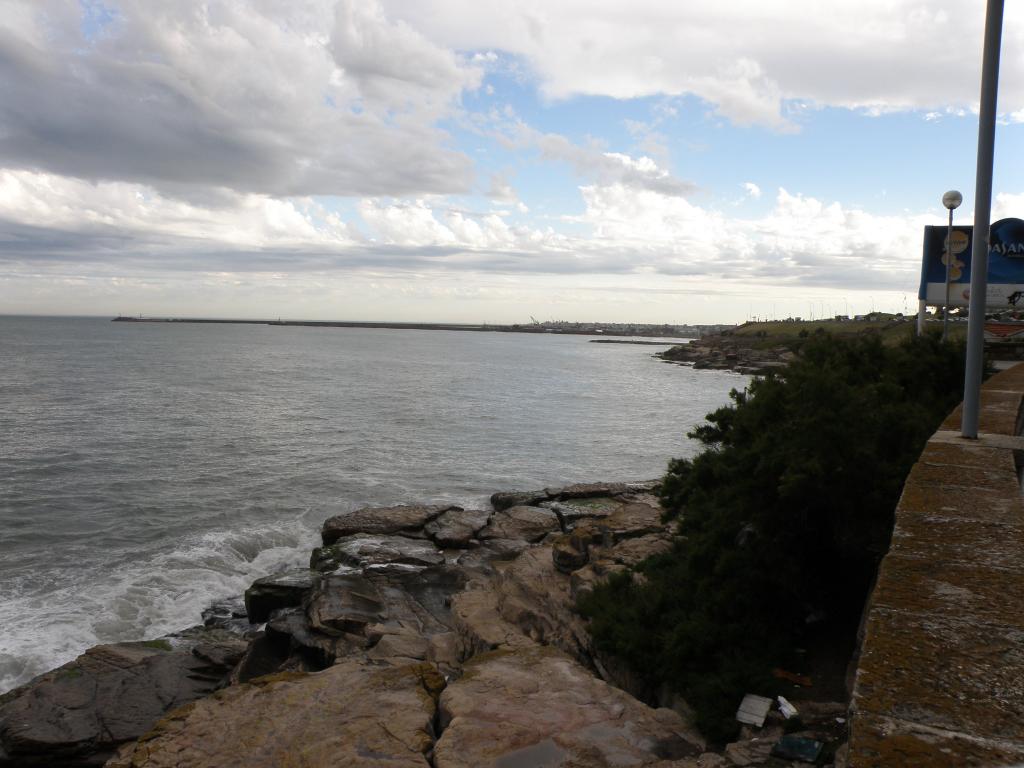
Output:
(1, 0), (1023, 324)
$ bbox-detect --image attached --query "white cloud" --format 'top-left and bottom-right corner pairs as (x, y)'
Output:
(0, 0), (480, 196)
(0, 168), (942, 295)
(382, 0), (1024, 129)
(743, 182), (762, 199)
(0, 170), (351, 247)
(494, 124), (696, 196)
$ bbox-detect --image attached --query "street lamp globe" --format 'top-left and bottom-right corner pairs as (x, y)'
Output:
(940, 190), (963, 341)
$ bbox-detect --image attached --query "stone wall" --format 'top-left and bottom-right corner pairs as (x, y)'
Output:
(848, 364), (1024, 766)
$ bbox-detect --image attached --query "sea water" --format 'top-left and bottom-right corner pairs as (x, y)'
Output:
(0, 316), (745, 692)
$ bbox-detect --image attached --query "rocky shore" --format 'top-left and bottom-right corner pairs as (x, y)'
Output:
(0, 483), (847, 767)
(658, 337), (795, 375)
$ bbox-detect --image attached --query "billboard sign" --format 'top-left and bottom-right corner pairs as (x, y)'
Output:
(919, 218), (1024, 308)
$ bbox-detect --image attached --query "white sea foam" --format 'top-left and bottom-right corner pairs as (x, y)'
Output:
(0, 516), (318, 693)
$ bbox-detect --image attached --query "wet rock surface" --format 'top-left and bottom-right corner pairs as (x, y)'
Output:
(243, 568), (315, 623)
(311, 534), (446, 570)
(0, 630), (247, 767)
(1, 480), (846, 767)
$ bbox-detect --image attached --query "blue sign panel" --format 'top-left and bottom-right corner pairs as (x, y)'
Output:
(919, 218), (1024, 308)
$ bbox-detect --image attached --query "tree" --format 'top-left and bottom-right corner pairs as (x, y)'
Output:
(580, 332), (967, 742)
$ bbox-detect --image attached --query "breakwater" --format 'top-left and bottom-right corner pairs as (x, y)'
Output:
(112, 315), (720, 339)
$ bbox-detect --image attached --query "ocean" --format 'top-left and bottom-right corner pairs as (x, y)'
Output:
(0, 316), (745, 693)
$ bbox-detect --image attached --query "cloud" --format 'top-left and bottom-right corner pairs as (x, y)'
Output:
(0, 168), (940, 297)
(495, 123), (696, 196)
(0, 0), (480, 197)
(383, 0), (1024, 129)
(743, 182), (762, 199)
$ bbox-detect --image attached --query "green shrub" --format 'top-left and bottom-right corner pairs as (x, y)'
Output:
(580, 332), (967, 743)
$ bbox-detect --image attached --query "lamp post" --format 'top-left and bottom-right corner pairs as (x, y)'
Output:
(942, 190), (963, 341)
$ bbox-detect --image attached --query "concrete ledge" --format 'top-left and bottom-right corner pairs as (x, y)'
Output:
(849, 364), (1024, 766)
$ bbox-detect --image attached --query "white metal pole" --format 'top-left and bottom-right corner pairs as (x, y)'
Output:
(962, 0), (1004, 439)
(943, 208), (953, 341)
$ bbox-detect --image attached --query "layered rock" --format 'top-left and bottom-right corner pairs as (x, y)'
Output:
(320, 504), (457, 544)
(1, 480), (763, 767)
(107, 660), (445, 768)
(243, 569), (315, 623)
(311, 534), (446, 570)
(0, 629), (247, 767)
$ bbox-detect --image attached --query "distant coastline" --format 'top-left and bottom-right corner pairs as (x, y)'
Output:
(112, 315), (731, 339)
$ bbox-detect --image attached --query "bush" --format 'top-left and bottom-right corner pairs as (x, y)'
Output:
(579, 332), (967, 743)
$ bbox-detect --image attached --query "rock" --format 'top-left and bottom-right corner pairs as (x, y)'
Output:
(305, 572), (386, 636)
(367, 631), (430, 662)
(457, 538), (531, 569)
(723, 737), (775, 766)
(107, 660), (445, 768)
(666, 755), (731, 768)
(0, 632), (247, 767)
(600, 532), (675, 565)
(201, 595), (254, 635)
(547, 481), (630, 499)
(228, 632), (291, 684)
(266, 607), (364, 668)
(310, 534), (445, 571)
(366, 565), (467, 636)
(544, 496), (625, 526)
(425, 508), (492, 548)
(490, 489), (549, 511)
(243, 569), (315, 624)
(426, 632), (463, 673)
(592, 501), (666, 542)
(496, 546), (592, 659)
(551, 532), (589, 573)
(478, 505), (561, 543)
(321, 504), (457, 545)
(569, 561), (625, 601)
(451, 589), (536, 656)
(433, 645), (703, 767)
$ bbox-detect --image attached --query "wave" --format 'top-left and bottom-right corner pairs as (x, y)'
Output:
(0, 515), (319, 694)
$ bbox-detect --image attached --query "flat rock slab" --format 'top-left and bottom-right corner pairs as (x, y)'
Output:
(0, 633), (246, 767)
(546, 481), (631, 499)
(107, 661), (445, 768)
(244, 569), (315, 623)
(311, 534), (445, 571)
(433, 645), (702, 767)
(425, 509), (492, 548)
(479, 506), (561, 543)
(490, 490), (549, 511)
(321, 504), (458, 545)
